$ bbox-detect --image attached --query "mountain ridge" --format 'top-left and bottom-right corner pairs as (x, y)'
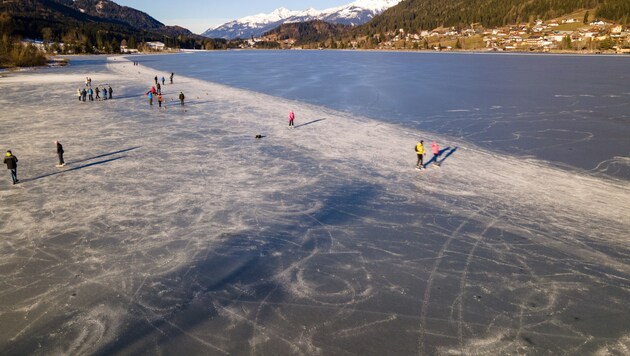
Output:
(202, 0), (401, 39)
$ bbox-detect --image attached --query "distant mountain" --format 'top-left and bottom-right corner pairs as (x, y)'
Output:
(71, 0), (164, 29)
(0, 0), (195, 42)
(202, 0), (401, 39)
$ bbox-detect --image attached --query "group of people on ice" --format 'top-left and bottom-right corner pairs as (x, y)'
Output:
(78, 77), (112, 102)
(146, 73), (184, 108)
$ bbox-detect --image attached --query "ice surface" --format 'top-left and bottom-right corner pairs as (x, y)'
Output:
(0, 56), (628, 355)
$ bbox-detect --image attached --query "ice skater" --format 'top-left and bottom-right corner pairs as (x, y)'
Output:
(95, 87), (100, 100)
(77, 88), (82, 101)
(415, 140), (425, 169)
(157, 94), (163, 108)
(4, 150), (18, 184)
(178, 91), (185, 106)
(147, 91), (153, 106)
(288, 110), (295, 128)
(108, 86), (113, 99)
(154, 75), (158, 85)
(88, 87), (94, 101)
(55, 141), (65, 167)
(170, 72), (174, 84)
(431, 142), (441, 167)
(161, 76), (165, 86)
(156, 83), (161, 95)
(81, 88), (87, 101)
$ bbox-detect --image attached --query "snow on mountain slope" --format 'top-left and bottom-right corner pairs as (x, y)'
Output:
(202, 0), (401, 39)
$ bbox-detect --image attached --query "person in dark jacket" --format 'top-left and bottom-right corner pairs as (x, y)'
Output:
(108, 85), (113, 99)
(179, 91), (185, 106)
(55, 141), (65, 167)
(4, 150), (18, 184)
(170, 72), (174, 84)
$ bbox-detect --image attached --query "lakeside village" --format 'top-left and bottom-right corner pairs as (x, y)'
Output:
(255, 17), (630, 54)
(20, 18), (630, 56)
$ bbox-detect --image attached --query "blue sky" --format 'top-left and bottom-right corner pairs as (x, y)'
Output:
(115, 0), (350, 34)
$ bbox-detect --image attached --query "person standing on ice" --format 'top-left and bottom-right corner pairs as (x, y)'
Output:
(178, 91), (185, 106)
(108, 86), (113, 99)
(431, 142), (440, 166)
(154, 75), (158, 85)
(81, 88), (87, 102)
(415, 140), (425, 169)
(156, 83), (161, 95)
(170, 72), (174, 84)
(95, 87), (100, 100)
(157, 93), (163, 108)
(147, 91), (153, 106)
(288, 110), (295, 128)
(55, 141), (65, 167)
(161, 76), (165, 86)
(4, 150), (18, 184)
(77, 88), (82, 101)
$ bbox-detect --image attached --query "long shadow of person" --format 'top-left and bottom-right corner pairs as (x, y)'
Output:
(424, 147), (450, 167)
(294, 118), (326, 129)
(22, 156), (127, 183)
(437, 147), (458, 166)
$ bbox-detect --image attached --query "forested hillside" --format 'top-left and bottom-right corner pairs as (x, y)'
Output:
(361, 0), (629, 34)
(0, 0), (226, 67)
(263, 21), (350, 47)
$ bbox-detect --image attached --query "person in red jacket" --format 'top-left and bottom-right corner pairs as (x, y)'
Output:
(431, 142), (440, 166)
(289, 110), (295, 128)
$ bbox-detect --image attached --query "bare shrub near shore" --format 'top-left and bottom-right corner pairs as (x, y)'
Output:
(0, 41), (47, 68)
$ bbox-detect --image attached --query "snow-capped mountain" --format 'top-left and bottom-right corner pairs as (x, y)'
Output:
(202, 0), (402, 39)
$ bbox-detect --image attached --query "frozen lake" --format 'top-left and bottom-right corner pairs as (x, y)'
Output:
(136, 50), (630, 180)
(0, 55), (628, 355)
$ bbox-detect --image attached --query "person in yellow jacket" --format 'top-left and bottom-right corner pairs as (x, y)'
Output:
(415, 140), (425, 169)
(4, 150), (19, 184)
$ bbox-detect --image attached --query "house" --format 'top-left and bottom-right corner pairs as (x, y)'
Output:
(20, 39), (46, 52)
(146, 41), (165, 51)
(119, 39), (138, 53)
